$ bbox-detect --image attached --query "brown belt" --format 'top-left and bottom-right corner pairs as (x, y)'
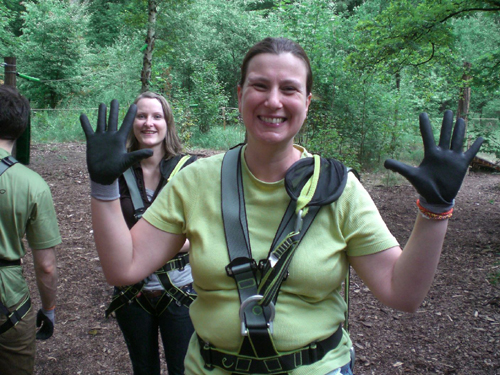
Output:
(142, 283), (193, 300)
(141, 290), (163, 299)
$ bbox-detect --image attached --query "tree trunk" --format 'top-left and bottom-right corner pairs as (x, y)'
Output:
(457, 62), (471, 119)
(4, 57), (16, 87)
(457, 62), (472, 148)
(141, 0), (159, 93)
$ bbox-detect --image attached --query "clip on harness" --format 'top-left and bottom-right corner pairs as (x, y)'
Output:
(199, 145), (350, 374)
(106, 155), (196, 318)
(0, 156), (32, 334)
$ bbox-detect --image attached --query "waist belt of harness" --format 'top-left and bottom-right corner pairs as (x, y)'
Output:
(105, 253), (195, 318)
(0, 259), (21, 267)
(199, 324), (343, 374)
(0, 296), (32, 335)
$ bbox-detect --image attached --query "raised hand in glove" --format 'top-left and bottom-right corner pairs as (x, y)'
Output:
(384, 110), (483, 212)
(36, 308), (54, 340)
(80, 99), (153, 185)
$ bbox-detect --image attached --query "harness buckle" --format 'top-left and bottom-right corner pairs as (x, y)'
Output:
(225, 257), (257, 277)
(133, 208), (145, 220)
(239, 295), (275, 336)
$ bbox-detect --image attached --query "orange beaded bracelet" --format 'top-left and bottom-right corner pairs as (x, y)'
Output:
(416, 199), (453, 220)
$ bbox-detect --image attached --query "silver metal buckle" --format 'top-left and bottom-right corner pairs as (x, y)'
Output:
(239, 295), (275, 336)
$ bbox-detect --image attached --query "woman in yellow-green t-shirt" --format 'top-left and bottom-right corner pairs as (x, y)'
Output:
(80, 37), (483, 375)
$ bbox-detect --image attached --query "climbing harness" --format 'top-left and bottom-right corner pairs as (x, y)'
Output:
(199, 145), (352, 374)
(105, 253), (195, 317)
(106, 154), (196, 318)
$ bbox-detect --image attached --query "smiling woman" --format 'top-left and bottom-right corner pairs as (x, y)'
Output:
(81, 37), (483, 375)
(132, 98), (167, 150)
(106, 91), (197, 375)
(237, 53), (312, 164)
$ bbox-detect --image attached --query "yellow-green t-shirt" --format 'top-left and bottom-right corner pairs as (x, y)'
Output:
(143, 145), (398, 374)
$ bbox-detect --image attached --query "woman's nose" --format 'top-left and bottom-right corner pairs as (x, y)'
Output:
(265, 88), (283, 109)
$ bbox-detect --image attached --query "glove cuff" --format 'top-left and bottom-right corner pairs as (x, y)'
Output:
(418, 196), (454, 213)
(91, 180), (119, 201)
(41, 308), (55, 324)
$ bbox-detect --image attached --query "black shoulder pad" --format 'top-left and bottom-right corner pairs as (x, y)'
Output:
(285, 157), (349, 207)
(159, 154), (197, 180)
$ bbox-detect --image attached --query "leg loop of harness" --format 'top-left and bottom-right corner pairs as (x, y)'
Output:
(0, 296), (32, 335)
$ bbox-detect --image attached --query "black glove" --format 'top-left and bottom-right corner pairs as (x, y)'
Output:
(384, 110), (483, 209)
(80, 99), (153, 185)
(36, 308), (54, 340)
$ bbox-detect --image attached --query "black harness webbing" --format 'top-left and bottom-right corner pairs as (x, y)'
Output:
(105, 253), (195, 318)
(0, 155), (18, 177)
(203, 145), (348, 374)
(199, 324), (343, 374)
(0, 296), (31, 335)
(0, 259), (21, 267)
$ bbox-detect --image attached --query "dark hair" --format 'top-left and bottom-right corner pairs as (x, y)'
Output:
(127, 92), (183, 158)
(239, 37), (313, 95)
(0, 85), (30, 141)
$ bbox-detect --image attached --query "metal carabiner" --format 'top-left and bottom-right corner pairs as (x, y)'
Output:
(239, 295), (276, 336)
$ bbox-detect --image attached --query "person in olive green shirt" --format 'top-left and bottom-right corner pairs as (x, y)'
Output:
(0, 85), (61, 375)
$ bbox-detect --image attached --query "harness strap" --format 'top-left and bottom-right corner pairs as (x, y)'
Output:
(0, 259), (21, 267)
(0, 296), (32, 335)
(222, 146), (277, 359)
(105, 254), (195, 318)
(156, 254), (196, 310)
(0, 155), (18, 177)
(123, 168), (145, 220)
(105, 282), (144, 318)
(123, 155), (194, 220)
(199, 324), (343, 374)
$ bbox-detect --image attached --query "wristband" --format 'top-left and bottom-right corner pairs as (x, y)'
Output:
(418, 195), (454, 213)
(417, 199), (453, 220)
(90, 180), (119, 201)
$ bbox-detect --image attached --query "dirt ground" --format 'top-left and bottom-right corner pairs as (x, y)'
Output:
(22, 142), (499, 375)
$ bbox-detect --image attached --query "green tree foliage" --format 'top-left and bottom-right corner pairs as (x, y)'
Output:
(349, 0), (500, 73)
(0, 2), (15, 56)
(1, 0), (27, 37)
(16, 0), (89, 108)
(87, 0), (126, 48)
(5, 0), (498, 167)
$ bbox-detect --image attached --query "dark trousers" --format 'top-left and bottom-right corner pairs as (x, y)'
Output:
(115, 289), (195, 375)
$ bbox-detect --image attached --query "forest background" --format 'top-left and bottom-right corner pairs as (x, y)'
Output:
(1, 0), (500, 171)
